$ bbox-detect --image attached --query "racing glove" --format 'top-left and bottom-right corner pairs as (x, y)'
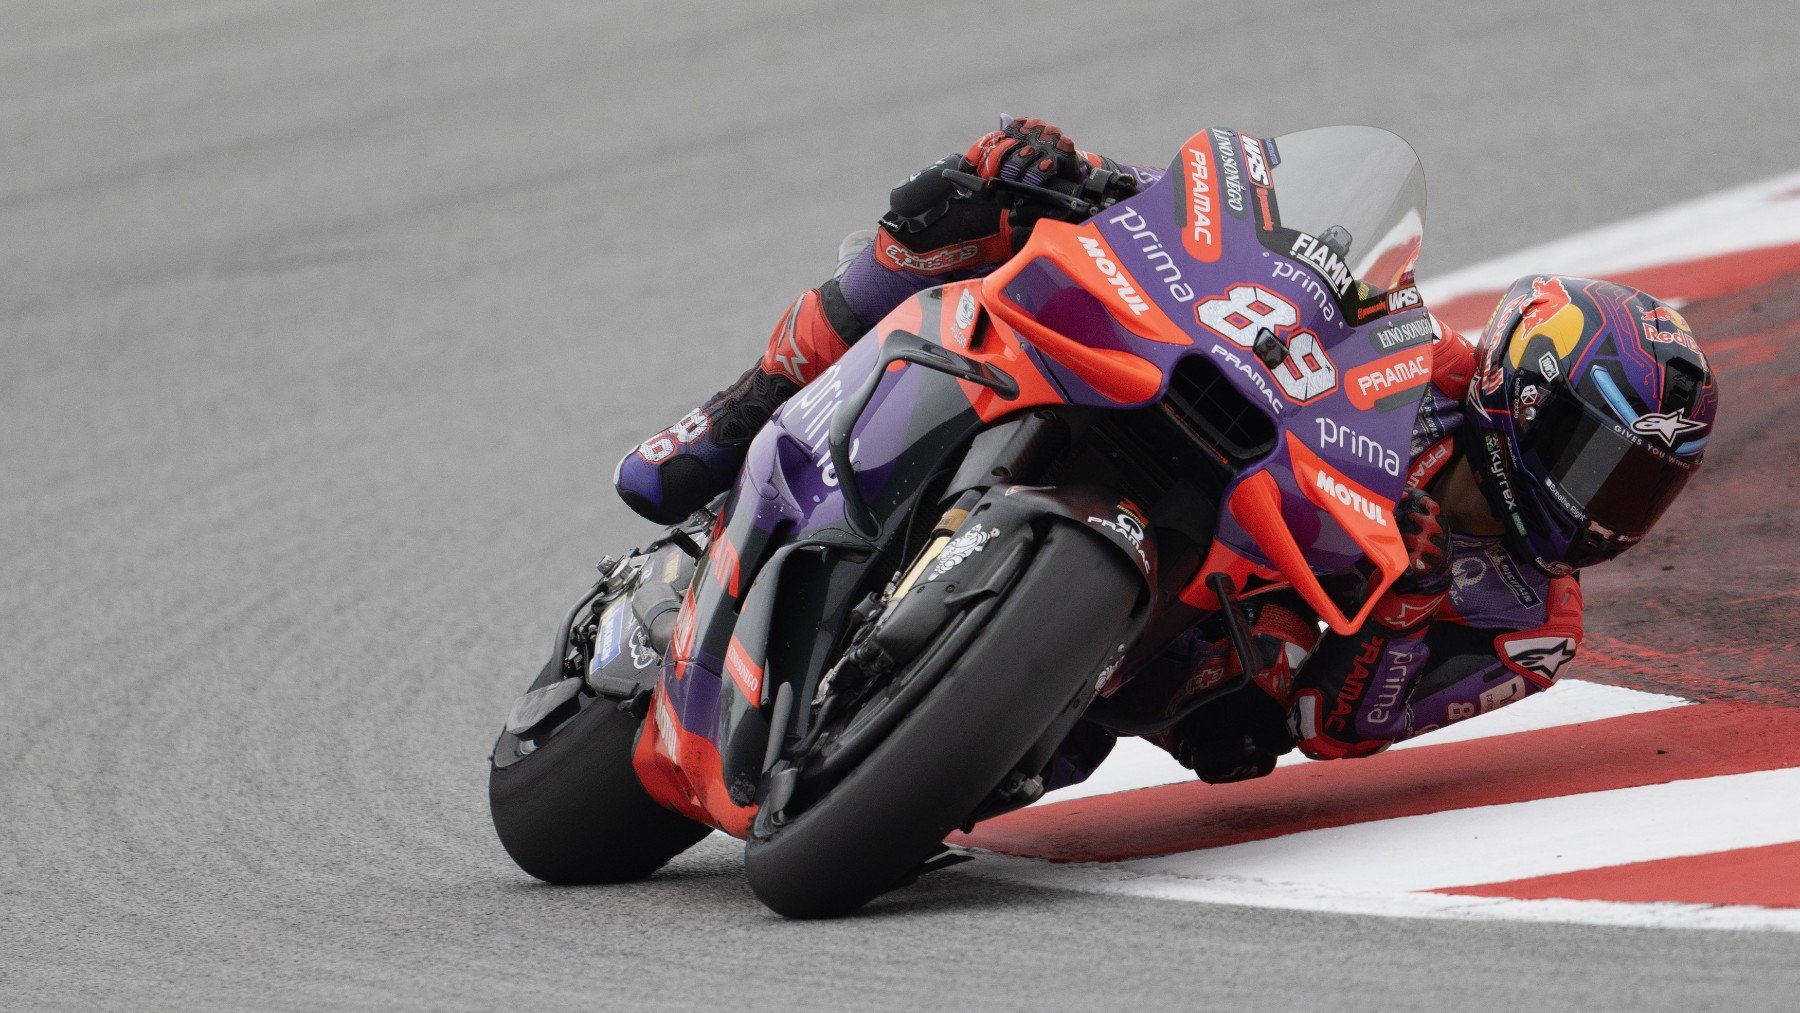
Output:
(1290, 489), (1453, 760)
(1161, 598), (1319, 784)
(1369, 488), (1453, 634)
(875, 117), (1092, 277)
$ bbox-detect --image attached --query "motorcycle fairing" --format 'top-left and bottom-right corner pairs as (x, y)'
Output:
(632, 285), (1073, 833)
(982, 125), (1431, 632)
(633, 125), (1435, 834)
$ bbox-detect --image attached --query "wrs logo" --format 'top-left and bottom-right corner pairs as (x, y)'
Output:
(1242, 135), (1270, 187)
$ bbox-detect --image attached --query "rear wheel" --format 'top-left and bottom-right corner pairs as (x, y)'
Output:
(743, 520), (1141, 917)
(489, 660), (709, 884)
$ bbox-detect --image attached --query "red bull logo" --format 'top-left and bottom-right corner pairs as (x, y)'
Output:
(1519, 276), (1573, 337)
(1640, 304), (1691, 331)
(1639, 304), (1706, 363)
(1509, 276), (1585, 368)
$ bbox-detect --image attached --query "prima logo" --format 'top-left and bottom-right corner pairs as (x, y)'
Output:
(1270, 260), (1337, 321)
(1107, 209), (1196, 303)
(1316, 417), (1402, 476)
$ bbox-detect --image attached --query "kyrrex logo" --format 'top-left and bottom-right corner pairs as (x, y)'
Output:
(1078, 236), (1150, 315)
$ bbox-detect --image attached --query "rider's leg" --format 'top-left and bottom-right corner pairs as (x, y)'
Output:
(612, 268), (867, 525)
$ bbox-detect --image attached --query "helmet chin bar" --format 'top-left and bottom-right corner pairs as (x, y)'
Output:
(1460, 412), (1563, 575)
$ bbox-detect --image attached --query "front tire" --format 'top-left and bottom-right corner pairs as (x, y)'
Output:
(489, 666), (709, 885)
(743, 521), (1141, 917)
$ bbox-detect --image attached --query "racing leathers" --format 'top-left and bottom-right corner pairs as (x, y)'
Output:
(612, 119), (1586, 781)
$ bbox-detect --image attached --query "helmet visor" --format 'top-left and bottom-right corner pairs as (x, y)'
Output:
(1516, 389), (1697, 542)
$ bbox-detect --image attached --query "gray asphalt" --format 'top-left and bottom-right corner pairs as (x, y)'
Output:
(5, 2), (1799, 1009)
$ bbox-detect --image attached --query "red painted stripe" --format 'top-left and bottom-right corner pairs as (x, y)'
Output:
(1430, 241), (1800, 333)
(1436, 840), (1800, 908)
(952, 703), (1799, 863)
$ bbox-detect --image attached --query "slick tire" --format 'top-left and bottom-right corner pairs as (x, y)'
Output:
(489, 678), (709, 885)
(743, 521), (1140, 918)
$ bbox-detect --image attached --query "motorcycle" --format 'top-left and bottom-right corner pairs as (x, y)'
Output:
(489, 124), (1434, 917)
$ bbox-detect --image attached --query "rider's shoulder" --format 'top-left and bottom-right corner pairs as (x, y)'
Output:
(1426, 310), (1478, 396)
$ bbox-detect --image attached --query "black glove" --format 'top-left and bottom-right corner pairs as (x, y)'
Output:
(876, 117), (1094, 275)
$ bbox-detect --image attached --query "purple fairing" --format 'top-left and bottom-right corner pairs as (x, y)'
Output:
(654, 125), (1436, 767)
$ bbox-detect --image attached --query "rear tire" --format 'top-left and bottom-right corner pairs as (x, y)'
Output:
(743, 521), (1140, 917)
(489, 672), (709, 885)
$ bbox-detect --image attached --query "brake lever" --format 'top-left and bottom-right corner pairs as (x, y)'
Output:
(939, 167), (1102, 218)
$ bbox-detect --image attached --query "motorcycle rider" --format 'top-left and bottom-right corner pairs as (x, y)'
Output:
(612, 118), (1719, 784)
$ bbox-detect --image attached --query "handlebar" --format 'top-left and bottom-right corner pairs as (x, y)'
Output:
(939, 164), (1139, 222)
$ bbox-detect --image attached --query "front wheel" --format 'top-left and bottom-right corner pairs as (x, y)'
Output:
(743, 520), (1141, 917)
(489, 660), (710, 885)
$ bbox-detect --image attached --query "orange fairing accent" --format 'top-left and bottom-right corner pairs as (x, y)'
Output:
(1175, 130), (1223, 263)
(1227, 441), (1407, 635)
(1284, 432), (1405, 580)
(632, 688), (758, 838)
(926, 281), (1068, 421)
(981, 223), (1176, 406)
(1178, 539), (1283, 610)
(990, 220), (1193, 347)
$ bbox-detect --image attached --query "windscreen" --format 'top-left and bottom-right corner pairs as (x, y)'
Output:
(1257, 125), (1427, 296)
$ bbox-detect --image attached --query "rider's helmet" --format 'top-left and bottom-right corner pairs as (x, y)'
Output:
(1463, 275), (1718, 576)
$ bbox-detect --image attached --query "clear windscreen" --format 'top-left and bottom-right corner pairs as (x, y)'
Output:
(1261, 125), (1428, 293)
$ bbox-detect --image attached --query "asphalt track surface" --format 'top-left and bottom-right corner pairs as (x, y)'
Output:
(5, 2), (1800, 1009)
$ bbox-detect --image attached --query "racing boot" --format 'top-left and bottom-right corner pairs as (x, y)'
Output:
(614, 277), (863, 524)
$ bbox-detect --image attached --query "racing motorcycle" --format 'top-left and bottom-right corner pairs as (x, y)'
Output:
(489, 124), (1434, 917)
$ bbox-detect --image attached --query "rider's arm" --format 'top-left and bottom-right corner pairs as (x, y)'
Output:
(1404, 572), (1584, 738)
(1292, 544), (1585, 758)
(830, 119), (1156, 346)
(1290, 490), (1451, 759)
(762, 118), (1115, 384)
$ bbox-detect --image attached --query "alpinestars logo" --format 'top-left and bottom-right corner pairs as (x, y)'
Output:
(1630, 409), (1707, 447)
(770, 295), (809, 383)
(1503, 635), (1578, 684)
(882, 242), (978, 274)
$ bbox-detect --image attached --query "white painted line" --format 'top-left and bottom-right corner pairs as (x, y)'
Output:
(958, 853), (1800, 933)
(1420, 169), (1800, 303)
(966, 767), (1800, 932)
(1042, 679), (1688, 804)
(1118, 767), (1800, 891)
